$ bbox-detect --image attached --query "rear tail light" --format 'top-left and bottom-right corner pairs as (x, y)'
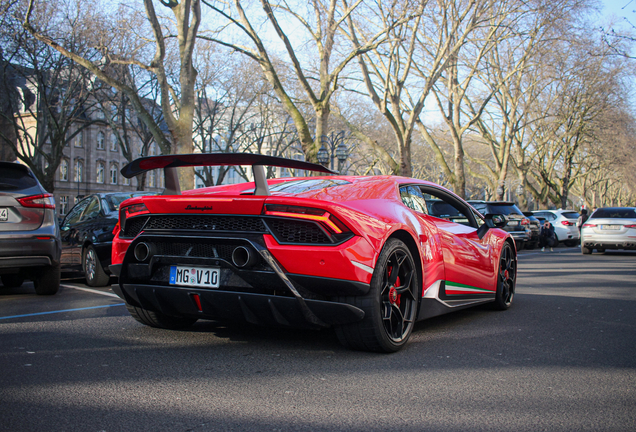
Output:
(624, 224), (636, 228)
(582, 223), (596, 228)
(521, 218), (529, 225)
(119, 202), (150, 232)
(264, 204), (350, 235)
(17, 193), (55, 209)
(561, 221), (574, 226)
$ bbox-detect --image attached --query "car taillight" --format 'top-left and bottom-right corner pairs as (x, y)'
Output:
(582, 223), (596, 228)
(521, 218), (529, 225)
(17, 193), (55, 209)
(561, 221), (574, 226)
(624, 224), (636, 228)
(264, 204), (350, 235)
(119, 202), (150, 232)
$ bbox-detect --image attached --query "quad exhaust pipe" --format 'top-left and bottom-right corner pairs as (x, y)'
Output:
(232, 246), (258, 268)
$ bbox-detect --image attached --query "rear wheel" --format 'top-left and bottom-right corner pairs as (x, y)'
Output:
(33, 264), (60, 295)
(335, 238), (419, 353)
(581, 245), (592, 254)
(83, 245), (110, 287)
(564, 240), (577, 247)
(125, 304), (198, 330)
(1, 274), (24, 288)
(492, 242), (515, 310)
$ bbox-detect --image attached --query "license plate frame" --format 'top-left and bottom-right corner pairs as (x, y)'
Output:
(169, 265), (220, 288)
(601, 224), (621, 230)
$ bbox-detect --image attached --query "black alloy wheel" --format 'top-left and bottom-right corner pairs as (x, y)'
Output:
(335, 238), (420, 353)
(493, 242), (515, 310)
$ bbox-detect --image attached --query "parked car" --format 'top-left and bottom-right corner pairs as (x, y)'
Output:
(522, 212), (541, 249)
(532, 209), (580, 246)
(0, 161), (61, 294)
(109, 153), (516, 353)
(580, 207), (636, 254)
(60, 192), (156, 286)
(467, 201), (532, 250)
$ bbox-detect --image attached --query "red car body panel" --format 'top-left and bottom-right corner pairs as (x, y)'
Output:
(110, 155), (515, 345)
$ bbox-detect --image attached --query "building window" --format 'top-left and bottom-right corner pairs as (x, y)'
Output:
(110, 134), (118, 152)
(96, 162), (105, 184)
(59, 196), (69, 215)
(123, 176), (130, 186)
(59, 159), (69, 181)
(74, 132), (83, 147)
(110, 164), (118, 185)
(74, 159), (83, 182)
(96, 131), (105, 150)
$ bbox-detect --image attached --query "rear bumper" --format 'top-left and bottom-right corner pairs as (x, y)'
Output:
(113, 283), (364, 328)
(0, 237), (60, 273)
(582, 240), (636, 250)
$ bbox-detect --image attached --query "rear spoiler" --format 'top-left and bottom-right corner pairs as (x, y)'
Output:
(120, 153), (336, 196)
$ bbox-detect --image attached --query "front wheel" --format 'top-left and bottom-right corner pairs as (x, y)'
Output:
(335, 238), (420, 353)
(492, 242), (515, 310)
(84, 245), (110, 287)
(126, 304), (198, 330)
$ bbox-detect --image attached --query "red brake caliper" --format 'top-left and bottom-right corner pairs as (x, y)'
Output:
(388, 269), (401, 307)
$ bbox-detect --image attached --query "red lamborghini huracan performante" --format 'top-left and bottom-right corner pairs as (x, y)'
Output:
(110, 154), (516, 352)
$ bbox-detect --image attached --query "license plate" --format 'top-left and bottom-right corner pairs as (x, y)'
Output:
(601, 225), (621, 230)
(169, 265), (220, 288)
(0, 208), (7, 221)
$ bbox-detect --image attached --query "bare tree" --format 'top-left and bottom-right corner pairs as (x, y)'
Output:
(201, 0), (396, 163)
(0, 3), (98, 192)
(24, 0), (202, 190)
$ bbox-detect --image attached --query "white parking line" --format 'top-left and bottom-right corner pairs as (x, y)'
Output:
(61, 284), (121, 298)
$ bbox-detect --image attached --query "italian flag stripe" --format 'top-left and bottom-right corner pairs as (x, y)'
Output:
(445, 281), (494, 295)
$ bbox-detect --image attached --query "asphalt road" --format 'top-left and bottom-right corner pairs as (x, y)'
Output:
(1, 247), (635, 432)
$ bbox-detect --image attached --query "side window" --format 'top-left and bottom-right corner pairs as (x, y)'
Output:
(420, 187), (476, 228)
(62, 198), (90, 228)
(399, 186), (428, 214)
(81, 197), (101, 221)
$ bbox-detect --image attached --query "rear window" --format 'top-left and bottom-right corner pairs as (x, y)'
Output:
(486, 204), (523, 216)
(105, 192), (156, 212)
(269, 179), (350, 194)
(0, 164), (39, 191)
(591, 208), (636, 219)
(561, 211), (579, 219)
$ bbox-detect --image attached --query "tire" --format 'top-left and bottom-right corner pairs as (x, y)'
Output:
(492, 242), (515, 310)
(581, 245), (592, 254)
(1, 274), (24, 288)
(564, 240), (577, 247)
(83, 245), (110, 287)
(125, 304), (198, 330)
(335, 238), (420, 353)
(33, 264), (60, 295)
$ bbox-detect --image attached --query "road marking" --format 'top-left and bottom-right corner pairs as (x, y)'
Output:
(0, 303), (126, 321)
(61, 284), (121, 298)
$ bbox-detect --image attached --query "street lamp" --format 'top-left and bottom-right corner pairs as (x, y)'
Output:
(317, 145), (330, 167)
(319, 131), (348, 172)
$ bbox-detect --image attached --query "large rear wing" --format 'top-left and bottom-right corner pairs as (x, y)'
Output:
(120, 153), (335, 196)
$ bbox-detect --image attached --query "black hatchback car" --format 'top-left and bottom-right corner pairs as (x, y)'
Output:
(61, 192), (155, 286)
(0, 161), (61, 294)
(468, 201), (533, 250)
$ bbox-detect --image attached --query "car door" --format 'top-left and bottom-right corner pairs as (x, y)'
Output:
(418, 186), (496, 297)
(74, 196), (103, 260)
(60, 197), (91, 270)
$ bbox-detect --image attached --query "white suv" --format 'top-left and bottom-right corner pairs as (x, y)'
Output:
(532, 209), (580, 246)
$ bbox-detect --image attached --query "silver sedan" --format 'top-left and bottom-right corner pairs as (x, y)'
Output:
(581, 207), (636, 254)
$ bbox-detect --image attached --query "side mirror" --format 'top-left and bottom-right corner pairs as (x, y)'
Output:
(477, 213), (507, 240)
(487, 213), (507, 228)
